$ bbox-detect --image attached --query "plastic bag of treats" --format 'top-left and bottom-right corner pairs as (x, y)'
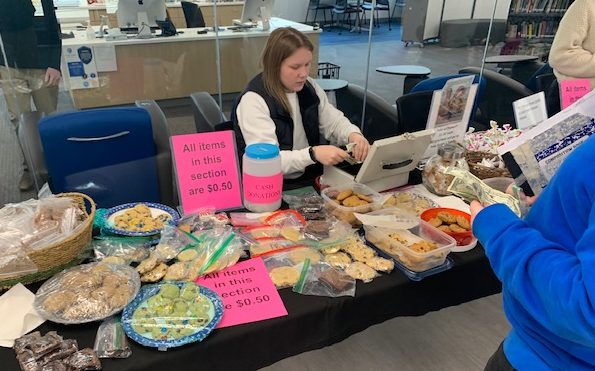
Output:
(94, 316), (132, 358)
(261, 246), (322, 289)
(92, 236), (151, 265)
(293, 259), (355, 297)
(177, 207), (229, 233)
(153, 225), (201, 261)
(188, 227), (245, 278)
(283, 188), (327, 221)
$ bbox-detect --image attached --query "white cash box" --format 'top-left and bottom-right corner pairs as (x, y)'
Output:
(321, 130), (434, 192)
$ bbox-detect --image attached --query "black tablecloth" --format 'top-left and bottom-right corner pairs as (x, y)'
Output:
(0, 246), (501, 371)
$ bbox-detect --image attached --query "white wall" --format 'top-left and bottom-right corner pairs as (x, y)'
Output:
(473, 0), (512, 19)
(272, 0), (310, 23)
(442, 0), (473, 21)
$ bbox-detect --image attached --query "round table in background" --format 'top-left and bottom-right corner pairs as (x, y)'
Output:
(315, 78), (348, 106)
(376, 65), (431, 94)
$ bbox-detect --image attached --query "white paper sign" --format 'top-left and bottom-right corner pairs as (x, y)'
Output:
(424, 84), (478, 159)
(513, 92), (548, 130)
(106, 0), (119, 14)
(62, 44), (99, 89)
(93, 44), (118, 72)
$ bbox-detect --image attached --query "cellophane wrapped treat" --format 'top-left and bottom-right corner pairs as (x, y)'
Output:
(0, 197), (87, 280)
(293, 259), (356, 297)
(94, 316), (132, 358)
(34, 262), (140, 324)
(13, 331), (101, 371)
(92, 236), (151, 265)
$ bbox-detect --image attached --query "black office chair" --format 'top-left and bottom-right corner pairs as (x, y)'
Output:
(135, 100), (176, 207)
(459, 67), (533, 128)
(543, 77), (561, 117)
(181, 1), (206, 28)
(305, 0), (334, 26)
(395, 90), (433, 135)
(332, 0), (362, 34)
(361, 0), (391, 30)
(335, 83), (399, 142)
(190, 92), (226, 133)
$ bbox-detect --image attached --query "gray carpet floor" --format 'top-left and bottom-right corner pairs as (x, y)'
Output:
(263, 293), (509, 371)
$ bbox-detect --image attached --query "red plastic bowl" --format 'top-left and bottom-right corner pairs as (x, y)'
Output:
(420, 207), (474, 246)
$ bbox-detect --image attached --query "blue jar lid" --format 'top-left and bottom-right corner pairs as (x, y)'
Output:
(245, 143), (280, 159)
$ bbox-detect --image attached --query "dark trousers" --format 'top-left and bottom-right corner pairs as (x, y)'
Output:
(484, 341), (515, 371)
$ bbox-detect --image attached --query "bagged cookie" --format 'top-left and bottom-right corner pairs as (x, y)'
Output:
(293, 260), (355, 297)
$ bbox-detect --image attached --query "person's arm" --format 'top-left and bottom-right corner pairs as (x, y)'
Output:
(236, 92), (313, 175)
(311, 79), (369, 160)
(312, 79), (362, 146)
(472, 203), (595, 344)
(549, 0), (595, 79)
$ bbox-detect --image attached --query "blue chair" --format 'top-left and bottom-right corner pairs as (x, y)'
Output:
(395, 74), (487, 133)
(39, 107), (162, 208)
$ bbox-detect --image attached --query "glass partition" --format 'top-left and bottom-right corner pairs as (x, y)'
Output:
(483, 0), (562, 128)
(0, 0), (500, 206)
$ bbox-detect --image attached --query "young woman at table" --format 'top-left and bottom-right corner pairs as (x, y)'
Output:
(470, 134), (595, 370)
(232, 27), (370, 180)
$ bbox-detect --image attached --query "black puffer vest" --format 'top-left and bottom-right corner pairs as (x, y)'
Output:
(232, 73), (321, 158)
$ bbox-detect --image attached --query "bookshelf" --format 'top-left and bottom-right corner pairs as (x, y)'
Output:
(502, 0), (574, 59)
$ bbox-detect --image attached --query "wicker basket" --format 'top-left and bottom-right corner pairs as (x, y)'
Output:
(465, 151), (511, 180)
(0, 192), (95, 289)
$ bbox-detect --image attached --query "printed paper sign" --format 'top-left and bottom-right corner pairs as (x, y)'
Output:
(424, 84), (478, 159)
(171, 131), (242, 214)
(62, 45), (99, 90)
(560, 79), (591, 109)
(197, 258), (288, 328)
(513, 92), (548, 130)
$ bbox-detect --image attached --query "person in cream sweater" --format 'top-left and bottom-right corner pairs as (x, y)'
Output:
(549, 0), (595, 89)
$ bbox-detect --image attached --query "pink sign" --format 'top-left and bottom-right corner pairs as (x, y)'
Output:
(171, 131), (242, 213)
(197, 258), (288, 328)
(560, 79), (591, 109)
(242, 173), (283, 204)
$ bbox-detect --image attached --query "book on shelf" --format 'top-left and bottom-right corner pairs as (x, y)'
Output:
(510, 0), (573, 13)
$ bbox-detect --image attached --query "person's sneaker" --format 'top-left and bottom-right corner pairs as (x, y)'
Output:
(19, 170), (34, 192)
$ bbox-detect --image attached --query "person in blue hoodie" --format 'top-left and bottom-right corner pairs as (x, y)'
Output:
(470, 134), (595, 370)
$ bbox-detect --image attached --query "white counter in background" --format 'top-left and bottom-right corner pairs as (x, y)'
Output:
(61, 18), (320, 108)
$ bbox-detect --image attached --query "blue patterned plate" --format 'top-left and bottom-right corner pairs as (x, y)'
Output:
(103, 202), (180, 236)
(121, 282), (224, 349)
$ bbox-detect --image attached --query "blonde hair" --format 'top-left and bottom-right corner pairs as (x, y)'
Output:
(261, 27), (314, 114)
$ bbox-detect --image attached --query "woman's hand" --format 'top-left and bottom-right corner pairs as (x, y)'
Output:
(348, 132), (370, 162)
(470, 200), (484, 228)
(312, 145), (349, 166)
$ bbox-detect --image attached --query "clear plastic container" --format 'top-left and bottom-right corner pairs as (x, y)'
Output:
(242, 143), (283, 212)
(422, 143), (469, 196)
(363, 208), (456, 272)
(321, 183), (382, 226)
